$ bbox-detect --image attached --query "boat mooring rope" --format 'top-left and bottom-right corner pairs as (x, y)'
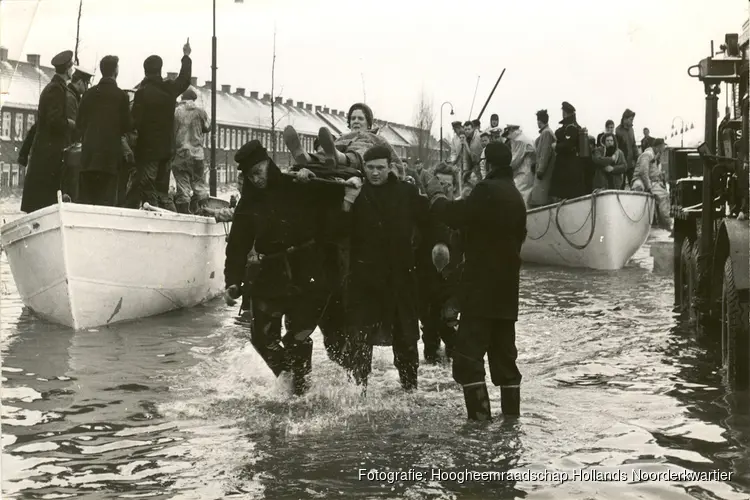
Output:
(554, 193), (597, 250)
(615, 192), (652, 223)
(526, 208), (553, 240)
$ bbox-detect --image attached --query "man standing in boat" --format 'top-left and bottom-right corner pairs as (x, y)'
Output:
(529, 110), (556, 208)
(171, 88), (210, 214)
(20, 50), (79, 213)
(424, 141), (526, 421)
(125, 39), (192, 211)
(616, 109), (638, 189)
(223, 140), (347, 396)
(76, 56), (133, 207)
(631, 138), (671, 230)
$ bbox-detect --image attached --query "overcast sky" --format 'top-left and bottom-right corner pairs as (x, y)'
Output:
(2, 0), (748, 140)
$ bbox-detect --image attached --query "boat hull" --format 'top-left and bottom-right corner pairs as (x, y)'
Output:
(521, 190), (655, 270)
(0, 199), (228, 329)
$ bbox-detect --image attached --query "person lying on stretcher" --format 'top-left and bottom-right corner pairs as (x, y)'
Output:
(282, 102), (405, 179)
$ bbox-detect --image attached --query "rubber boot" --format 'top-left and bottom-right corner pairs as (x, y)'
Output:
(288, 341), (313, 397)
(500, 386), (520, 417)
(175, 202), (190, 214)
(283, 125), (310, 165)
(424, 345), (440, 365)
(399, 368), (418, 393)
(463, 383), (492, 421)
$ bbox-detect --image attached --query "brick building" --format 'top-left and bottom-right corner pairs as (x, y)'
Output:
(0, 47), (446, 188)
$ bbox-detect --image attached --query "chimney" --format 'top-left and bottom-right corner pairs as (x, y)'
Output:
(315, 105), (322, 112)
(323, 106), (330, 113)
(190, 77), (198, 86)
(285, 99), (294, 106)
(235, 87), (246, 96)
(250, 91), (259, 99)
(296, 101), (304, 109)
(0, 47), (8, 62)
(340, 110), (346, 117)
(262, 93), (271, 101)
(204, 80), (212, 89)
(331, 109), (338, 115)
(221, 84), (231, 92)
(167, 71), (178, 80)
(274, 96), (283, 104)
(26, 54), (40, 66)
(305, 104), (313, 111)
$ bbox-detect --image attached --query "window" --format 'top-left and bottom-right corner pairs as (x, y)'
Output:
(1, 112), (10, 139)
(231, 130), (237, 150)
(14, 113), (24, 141)
(220, 128), (226, 150)
(26, 113), (35, 134)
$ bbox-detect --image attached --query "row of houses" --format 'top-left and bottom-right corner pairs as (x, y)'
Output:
(0, 47), (447, 189)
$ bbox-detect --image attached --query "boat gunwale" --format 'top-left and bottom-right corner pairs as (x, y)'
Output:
(526, 190), (653, 215)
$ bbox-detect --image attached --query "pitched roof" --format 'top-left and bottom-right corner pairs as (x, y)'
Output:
(0, 56), (442, 150)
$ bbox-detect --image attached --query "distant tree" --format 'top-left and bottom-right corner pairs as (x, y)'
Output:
(412, 89), (437, 165)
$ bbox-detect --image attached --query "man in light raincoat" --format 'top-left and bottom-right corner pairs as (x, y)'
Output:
(505, 125), (535, 207)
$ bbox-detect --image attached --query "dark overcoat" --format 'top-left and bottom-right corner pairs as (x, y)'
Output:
(20, 74), (78, 213)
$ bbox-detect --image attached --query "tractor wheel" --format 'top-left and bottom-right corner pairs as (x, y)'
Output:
(722, 256), (750, 389)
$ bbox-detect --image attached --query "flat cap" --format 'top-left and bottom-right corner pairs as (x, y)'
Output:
(484, 141), (512, 167)
(652, 138), (665, 147)
(235, 139), (268, 170)
(562, 101), (576, 113)
(51, 50), (74, 69)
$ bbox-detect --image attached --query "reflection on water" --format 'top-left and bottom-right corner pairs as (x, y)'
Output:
(2, 230), (749, 499)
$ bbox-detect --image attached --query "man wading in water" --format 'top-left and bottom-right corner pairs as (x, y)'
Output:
(223, 140), (348, 396)
(425, 142), (526, 421)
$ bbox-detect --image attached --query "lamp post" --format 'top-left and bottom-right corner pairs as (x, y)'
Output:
(440, 101), (454, 162)
(209, 0), (218, 196)
(671, 116), (685, 148)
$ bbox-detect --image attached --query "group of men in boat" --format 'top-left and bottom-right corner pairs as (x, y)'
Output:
(446, 104), (672, 230)
(217, 101), (526, 422)
(17, 42), (203, 214)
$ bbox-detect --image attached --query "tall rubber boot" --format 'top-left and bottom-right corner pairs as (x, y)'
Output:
(399, 368), (418, 392)
(500, 386), (520, 417)
(288, 341), (313, 396)
(462, 383), (492, 421)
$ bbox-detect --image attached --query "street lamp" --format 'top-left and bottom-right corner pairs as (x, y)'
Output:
(210, 0), (243, 197)
(440, 101), (454, 162)
(671, 116), (685, 148)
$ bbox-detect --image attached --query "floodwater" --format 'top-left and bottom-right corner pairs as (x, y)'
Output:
(2, 230), (750, 500)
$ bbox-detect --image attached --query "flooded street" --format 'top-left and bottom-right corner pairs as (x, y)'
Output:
(2, 231), (750, 499)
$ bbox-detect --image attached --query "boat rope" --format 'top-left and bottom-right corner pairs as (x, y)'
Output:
(554, 193), (597, 250)
(615, 192), (651, 223)
(526, 208), (553, 240)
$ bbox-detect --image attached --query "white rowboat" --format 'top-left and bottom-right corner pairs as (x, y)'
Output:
(521, 190), (655, 270)
(0, 192), (229, 329)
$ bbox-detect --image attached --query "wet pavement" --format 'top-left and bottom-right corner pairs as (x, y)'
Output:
(2, 230), (750, 499)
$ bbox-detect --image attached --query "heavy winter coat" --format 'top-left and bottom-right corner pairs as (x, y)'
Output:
(616, 123), (638, 171)
(131, 56), (192, 163)
(548, 114), (587, 200)
(591, 145), (627, 190)
(430, 165), (527, 320)
(77, 77), (133, 175)
(529, 124), (556, 206)
(224, 163), (343, 300)
(331, 174), (446, 344)
(334, 128), (405, 177)
(21, 74), (79, 213)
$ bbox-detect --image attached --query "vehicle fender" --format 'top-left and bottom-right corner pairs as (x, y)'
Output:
(713, 219), (749, 292)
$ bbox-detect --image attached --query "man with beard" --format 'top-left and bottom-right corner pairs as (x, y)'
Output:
(592, 132), (627, 190)
(76, 55), (133, 206)
(20, 50), (79, 213)
(616, 109), (638, 189)
(125, 40), (192, 211)
(424, 141), (526, 421)
(223, 140), (347, 396)
(333, 145), (448, 393)
(548, 101), (587, 202)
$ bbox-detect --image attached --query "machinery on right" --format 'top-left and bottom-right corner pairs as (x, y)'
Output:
(668, 21), (749, 388)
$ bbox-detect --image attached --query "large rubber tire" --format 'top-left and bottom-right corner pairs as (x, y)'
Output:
(722, 256), (750, 389)
(679, 239), (693, 314)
